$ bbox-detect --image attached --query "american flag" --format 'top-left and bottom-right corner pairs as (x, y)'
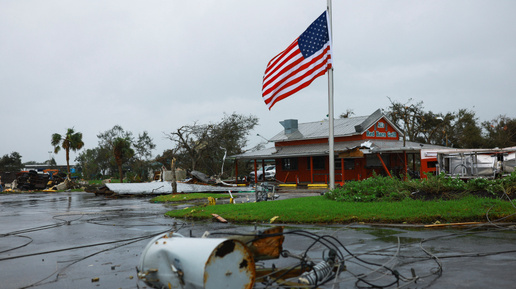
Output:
(262, 11), (332, 110)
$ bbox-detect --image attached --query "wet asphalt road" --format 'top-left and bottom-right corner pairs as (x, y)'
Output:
(1, 191), (516, 289)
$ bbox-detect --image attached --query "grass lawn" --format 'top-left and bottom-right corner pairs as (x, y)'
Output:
(164, 195), (516, 224)
(151, 193), (230, 203)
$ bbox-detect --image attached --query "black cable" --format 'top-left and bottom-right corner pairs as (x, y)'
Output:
(18, 231), (165, 289)
(0, 229), (171, 261)
(211, 229), (402, 288)
(0, 234), (33, 254)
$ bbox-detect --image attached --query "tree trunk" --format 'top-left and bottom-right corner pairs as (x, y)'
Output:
(66, 148), (70, 179)
(118, 164), (123, 183)
(191, 157), (196, 171)
(171, 158), (177, 194)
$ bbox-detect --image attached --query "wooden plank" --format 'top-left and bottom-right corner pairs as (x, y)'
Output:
(424, 222), (483, 228)
(211, 213), (228, 223)
(338, 148), (364, 158)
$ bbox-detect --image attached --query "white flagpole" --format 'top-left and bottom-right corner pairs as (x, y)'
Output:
(327, 0), (335, 190)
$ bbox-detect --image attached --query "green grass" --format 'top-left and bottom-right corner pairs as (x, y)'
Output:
(151, 193), (230, 203)
(165, 195), (516, 224)
(88, 179), (124, 184)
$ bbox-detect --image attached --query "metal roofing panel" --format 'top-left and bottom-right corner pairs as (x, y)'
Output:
(105, 182), (254, 195)
(233, 139), (447, 160)
(235, 140), (368, 159)
(105, 182), (172, 194)
(370, 141), (446, 153)
(270, 116), (369, 142)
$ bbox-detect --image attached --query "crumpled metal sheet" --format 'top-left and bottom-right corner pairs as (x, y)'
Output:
(105, 182), (254, 195)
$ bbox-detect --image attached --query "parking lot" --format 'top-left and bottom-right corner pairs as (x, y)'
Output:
(1, 191), (516, 288)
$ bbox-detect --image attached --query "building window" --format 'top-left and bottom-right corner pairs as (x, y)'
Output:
(335, 158), (355, 170)
(366, 154), (390, 168)
(307, 156), (325, 170)
(282, 158), (298, 170)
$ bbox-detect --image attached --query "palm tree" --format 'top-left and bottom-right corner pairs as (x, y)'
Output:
(113, 137), (134, 183)
(51, 128), (84, 178)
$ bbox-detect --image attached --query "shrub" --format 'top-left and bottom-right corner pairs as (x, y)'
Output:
(325, 172), (406, 202)
(464, 177), (497, 195)
(326, 171), (516, 202)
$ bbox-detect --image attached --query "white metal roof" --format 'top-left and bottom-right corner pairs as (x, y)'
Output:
(233, 140), (445, 160)
(269, 116), (369, 142)
(104, 182), (254, 195)
(269, 109), (405, 143)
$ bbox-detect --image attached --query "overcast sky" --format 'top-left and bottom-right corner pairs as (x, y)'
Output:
(1, 0), (515, 165)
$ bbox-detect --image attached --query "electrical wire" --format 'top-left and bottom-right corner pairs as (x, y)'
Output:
(0, 203), (186, 289)
(19, 230), (170, 289)
(210, 228), (407, 289)
(4, 189), (516, 289)
(0, 234), (33, 254)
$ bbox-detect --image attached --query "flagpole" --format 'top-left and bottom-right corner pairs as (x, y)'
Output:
(327, 0), (335, 190)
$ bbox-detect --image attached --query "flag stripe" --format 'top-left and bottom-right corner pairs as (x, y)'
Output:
(262, 11), (332, 110)
(263, 44), (331, 101)
(264, 49), (331, 109)
(263, 48), (303, 91)
(264, 52), (331, 107)
(266, 67), (330, 110)
(262, 47), (304, 94)
(264, 39), (300, 78)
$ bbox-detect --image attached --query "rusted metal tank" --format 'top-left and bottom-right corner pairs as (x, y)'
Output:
(138, 232), (255, 289)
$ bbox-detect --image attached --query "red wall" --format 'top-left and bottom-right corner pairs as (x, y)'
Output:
(274, 117), (399, 148)
(420, 158), (438, 178)
(271, 118), (406, 184)
(275, 153), (410, 184)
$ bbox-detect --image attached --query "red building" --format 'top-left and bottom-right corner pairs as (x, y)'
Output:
(233, 109), (445, 185)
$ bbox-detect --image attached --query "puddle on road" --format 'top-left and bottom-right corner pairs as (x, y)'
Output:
(354, 227), (423, 244)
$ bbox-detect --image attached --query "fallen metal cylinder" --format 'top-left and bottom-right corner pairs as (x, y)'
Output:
(298, 259), (334, 285)
(138, 233), (255, 289)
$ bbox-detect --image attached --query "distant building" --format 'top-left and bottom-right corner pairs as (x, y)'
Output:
(232, 109), (445, 185)
(22, 164), (74, 174)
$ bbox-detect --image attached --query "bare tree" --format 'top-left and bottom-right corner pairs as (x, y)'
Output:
(165, 113), (258, 177)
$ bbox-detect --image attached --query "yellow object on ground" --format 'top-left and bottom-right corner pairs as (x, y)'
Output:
(307, 184), (328, 188)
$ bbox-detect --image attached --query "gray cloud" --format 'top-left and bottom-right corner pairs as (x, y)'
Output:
(1, 0), (515, 164)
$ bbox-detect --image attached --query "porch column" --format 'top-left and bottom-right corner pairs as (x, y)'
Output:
(253, 159), (257, 185)
(262, 159), (265, 181)
(310, 156), (314, 184)
(404, 151), (408, 180)
(341, 158), (345, 186)
(235, 159), (238, 184)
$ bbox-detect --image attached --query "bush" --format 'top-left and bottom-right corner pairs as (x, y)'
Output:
(325, 172), (407, 202)
(494, 171), (516, 197)
(464, 177), (497, 195)
(326, 171), (516, 202)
